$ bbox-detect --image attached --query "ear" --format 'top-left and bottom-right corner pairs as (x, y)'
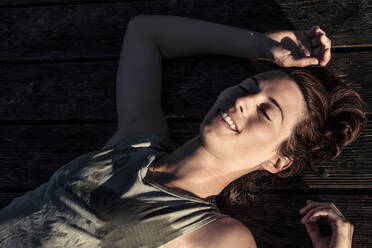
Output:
(260, 154), (293, 174)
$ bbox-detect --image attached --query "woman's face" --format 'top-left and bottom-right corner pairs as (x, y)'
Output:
(199, 70), (307, 167)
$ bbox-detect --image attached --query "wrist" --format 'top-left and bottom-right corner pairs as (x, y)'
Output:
(331, 223), (353, 248)
(255, 32), (277, 62)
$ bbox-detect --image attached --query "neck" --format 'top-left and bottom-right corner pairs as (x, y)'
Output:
(146, 135), (261, 201)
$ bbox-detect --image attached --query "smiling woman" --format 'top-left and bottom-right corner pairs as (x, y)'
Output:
(0, 14), (366, 248)
(200, 70), (308, 175)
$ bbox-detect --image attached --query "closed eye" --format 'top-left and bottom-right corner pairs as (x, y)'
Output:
(258, 105), (271, 121)
(238, 85), (270, 121)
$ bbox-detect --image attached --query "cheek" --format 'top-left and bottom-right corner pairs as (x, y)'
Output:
(248, 120), (274, 138)
(241, 121), (282, 149)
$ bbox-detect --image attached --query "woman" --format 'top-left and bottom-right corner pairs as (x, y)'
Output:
(0, 15), (365, 248)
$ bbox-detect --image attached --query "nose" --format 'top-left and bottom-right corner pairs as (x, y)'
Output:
(234, 90), (262, 118)
(235, 97), (248, 118)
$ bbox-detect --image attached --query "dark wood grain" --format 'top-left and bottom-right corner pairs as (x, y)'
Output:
(0, 0), (126, 7)
(1, 0), (371, 62)
(216, 194), (372, 248)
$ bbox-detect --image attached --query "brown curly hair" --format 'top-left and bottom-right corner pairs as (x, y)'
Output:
(277, 68), (367, 177)
(217, 68), (367, 206)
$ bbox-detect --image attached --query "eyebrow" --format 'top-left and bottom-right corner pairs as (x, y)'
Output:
(252, 76), (284, 124)
(269, 97), (284, 123)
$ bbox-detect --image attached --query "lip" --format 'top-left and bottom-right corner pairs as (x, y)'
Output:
(217, 109), (239, 133)
(217, 112), (237, 132)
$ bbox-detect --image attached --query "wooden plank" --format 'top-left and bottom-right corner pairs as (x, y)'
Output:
(0, 120), (371, 190)
(1, 0), (371, 62)
(1, 52), (371, 122)
(0, 124), (116, 190)
(1, 192), (371, 247)
(0, 0), (132, 8)
(0, 62), (117, 122)
(216, 194), (372, 248)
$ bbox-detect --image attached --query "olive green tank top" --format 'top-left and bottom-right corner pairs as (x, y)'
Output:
(0, 133), (229, 248)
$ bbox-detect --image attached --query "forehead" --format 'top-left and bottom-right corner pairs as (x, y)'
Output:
(255, 73), (306, 125)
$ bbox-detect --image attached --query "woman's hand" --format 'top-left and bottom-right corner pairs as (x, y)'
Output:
(264, 26), (331, 67)
(299, 200), (354, 248)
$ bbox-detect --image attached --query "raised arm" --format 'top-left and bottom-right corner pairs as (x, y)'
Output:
(103, 14), (330, 149)
(132, 14), (330, 66)
(102, 16), (170, 149)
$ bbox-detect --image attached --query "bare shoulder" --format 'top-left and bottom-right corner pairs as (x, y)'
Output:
(162, 217), (257, 248)
(193, 217), (257, 248)
(217, 217), (257, 248)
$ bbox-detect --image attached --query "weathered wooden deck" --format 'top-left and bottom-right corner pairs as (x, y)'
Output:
(0, 0), (371, 247)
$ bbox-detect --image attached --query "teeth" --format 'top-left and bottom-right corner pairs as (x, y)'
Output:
(220, 111), (237, 131)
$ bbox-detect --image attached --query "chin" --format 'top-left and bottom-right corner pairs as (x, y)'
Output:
(199, 117), (227, 151)
(199, 108), (219, 137)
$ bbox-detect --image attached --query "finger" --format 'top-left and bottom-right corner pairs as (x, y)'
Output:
(319, 33), (332, 50)
(291, 56), (319, 67)
(302, 203), (346, 226)
(299, 200), (322, 215)
(307, 208), (344, 225)
(329, 203), (345, 219)
(304, 222), (322, 247)
(318, 34), (331, 66)
(299, 43), (311, 57)
(319, 47), (331, 67)
(310, 26), (323, 36)
(299, 200), (325, 215)
(303, 49), (311, 57)
(301, 205), (331, 223)
(313, 26), (326, 36)
(311, 26), (319, 35)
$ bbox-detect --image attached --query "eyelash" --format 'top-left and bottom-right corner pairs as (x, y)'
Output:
(237, 85), (271, 121)
(258, 105), (271, 121)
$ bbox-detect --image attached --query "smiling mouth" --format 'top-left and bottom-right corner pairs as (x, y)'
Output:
(216, 109), (239, 133)
(219, 116), (236, 132)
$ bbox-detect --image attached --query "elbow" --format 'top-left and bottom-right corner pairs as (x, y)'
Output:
(129, 14), (152, 27)
(127, 15), (151, 35)
(130, 14), (145, 23)
(129, 14), (162, 29)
